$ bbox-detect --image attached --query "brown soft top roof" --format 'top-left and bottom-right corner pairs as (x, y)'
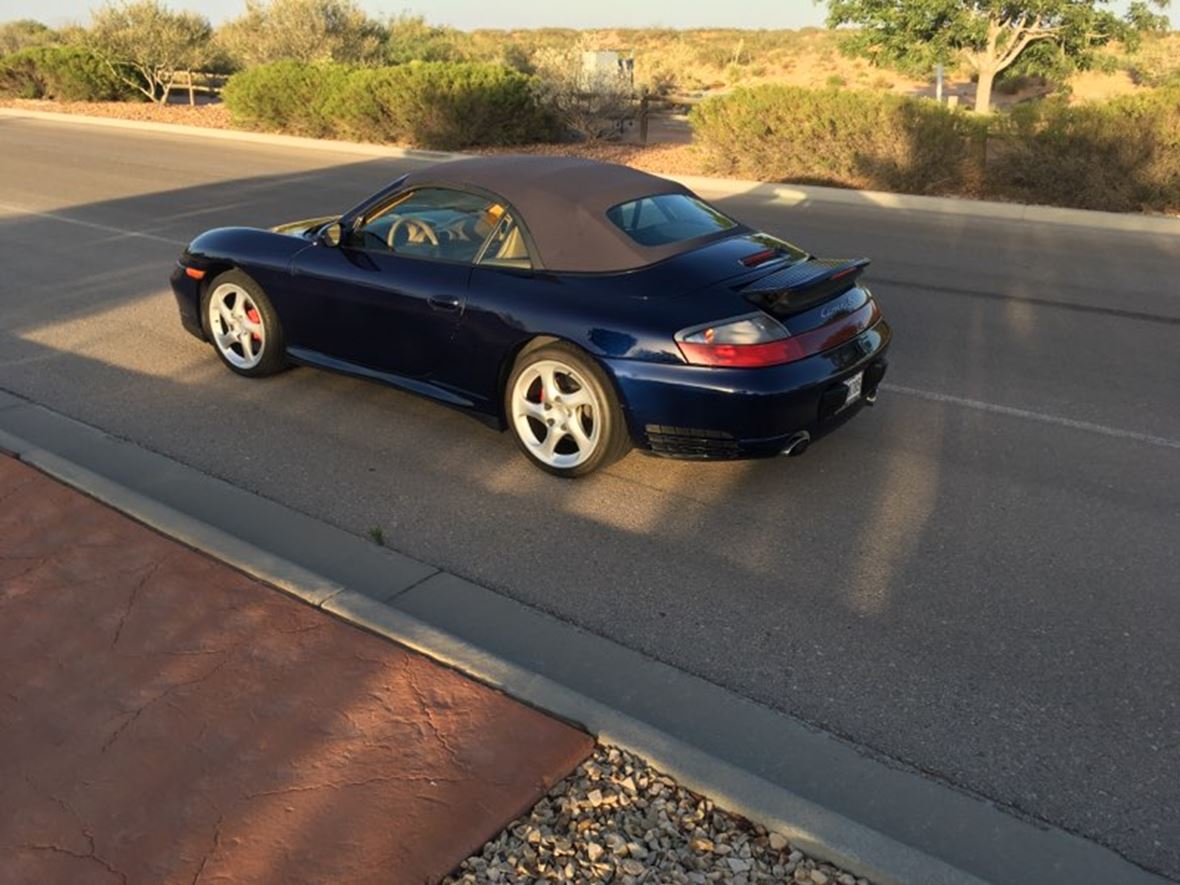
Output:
(399, 155), (721, 273)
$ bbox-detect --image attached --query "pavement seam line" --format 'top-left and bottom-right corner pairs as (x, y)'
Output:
(381, 567), (443, 604)
(4, 107), (1179, 237)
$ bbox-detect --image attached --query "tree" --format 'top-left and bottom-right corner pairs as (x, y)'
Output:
(216, 0), (384, 67)
(0, 19), (56, 55)
(87, 1), (212, 103)
(825, 0), (1173, 114)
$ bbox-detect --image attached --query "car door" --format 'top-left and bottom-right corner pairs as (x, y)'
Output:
(288, 187), (503, 380)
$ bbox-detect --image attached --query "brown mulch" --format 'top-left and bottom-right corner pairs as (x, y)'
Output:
(2, 98), (234, 128)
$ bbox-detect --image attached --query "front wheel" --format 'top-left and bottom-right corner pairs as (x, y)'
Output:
(201, 270), (287, 377)
(505, 342), (631, 478)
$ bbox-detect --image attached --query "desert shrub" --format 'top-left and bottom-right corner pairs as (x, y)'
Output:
(329, 62), (556, 148)
(0, 46), (131, 100)
(988, 88), (1180, 212)
(0, 19), (56, 55)
(221, 60), (351, 135)
(690, 84), (985, 194)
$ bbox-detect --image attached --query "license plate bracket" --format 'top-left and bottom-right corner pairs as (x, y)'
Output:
(842, 371), (863, 408)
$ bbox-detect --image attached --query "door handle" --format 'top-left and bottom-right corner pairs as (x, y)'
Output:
(428, 295), (462, 312)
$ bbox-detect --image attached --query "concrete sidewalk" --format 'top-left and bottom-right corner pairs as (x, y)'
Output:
(0, 455), (593, 885)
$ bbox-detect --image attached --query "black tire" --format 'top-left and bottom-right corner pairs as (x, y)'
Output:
(504, 341), (631, 478)
(200, 269), (288, 378)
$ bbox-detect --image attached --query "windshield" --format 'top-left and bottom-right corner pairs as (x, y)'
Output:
(606, 194), (737, 247)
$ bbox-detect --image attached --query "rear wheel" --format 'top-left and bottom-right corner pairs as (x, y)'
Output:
(506, 343), (630, 478)
(202, 270), (287, 377)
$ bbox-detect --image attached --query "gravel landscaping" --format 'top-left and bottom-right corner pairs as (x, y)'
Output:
(444, 745), (868, 884)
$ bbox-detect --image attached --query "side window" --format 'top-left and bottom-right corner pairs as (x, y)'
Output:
(349, 188), (504, 263)
(477, 213), (533, 269)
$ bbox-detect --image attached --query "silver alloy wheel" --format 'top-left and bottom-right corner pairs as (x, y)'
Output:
(511, 359), (603, 469)
(207, 282), (266, 370)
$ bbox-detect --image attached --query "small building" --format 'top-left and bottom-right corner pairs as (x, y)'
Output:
(581, 50), (635, 90)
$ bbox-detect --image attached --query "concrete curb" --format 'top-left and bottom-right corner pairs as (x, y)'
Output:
(0, 390), (1170, 885)
(4, 106), (1178, 236)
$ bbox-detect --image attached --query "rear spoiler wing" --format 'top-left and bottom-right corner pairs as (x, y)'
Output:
(740, 257), (871, 318)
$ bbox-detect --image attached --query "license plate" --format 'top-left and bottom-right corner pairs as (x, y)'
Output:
(844, 371), (863, 407)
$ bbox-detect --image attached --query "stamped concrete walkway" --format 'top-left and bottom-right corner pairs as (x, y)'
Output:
(0, 455), (593, 885)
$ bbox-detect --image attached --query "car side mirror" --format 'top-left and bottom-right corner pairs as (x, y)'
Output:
(319, 222), (343, 247)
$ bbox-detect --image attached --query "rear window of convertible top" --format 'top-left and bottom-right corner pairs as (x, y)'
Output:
(605, 194), (737, 247)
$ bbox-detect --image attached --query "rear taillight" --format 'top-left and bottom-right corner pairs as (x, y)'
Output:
(676, 301), (880, 368)
(676, 314), (798, 367)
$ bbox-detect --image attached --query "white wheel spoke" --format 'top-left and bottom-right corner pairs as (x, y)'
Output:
(567, 416), (593, 450)
(215, 330), (236, 351)
(541, 366), (561, 403)
(217, 305), (234, 329)
(241, 315), (264, 336)
(540, 428), (564, 459)
(518, 400), (546, 421)
(562, 387), (593, 409)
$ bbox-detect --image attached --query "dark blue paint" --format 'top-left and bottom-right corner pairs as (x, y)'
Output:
(171, 194), (890, 459)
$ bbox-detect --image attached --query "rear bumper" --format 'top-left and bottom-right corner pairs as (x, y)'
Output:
(603, 319), (891, 459)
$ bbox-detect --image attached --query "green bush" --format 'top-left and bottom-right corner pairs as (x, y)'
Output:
(690, 83), (1180, 213)
(225, 60), (556, 149)
(221, 60), (352, 136)
(988, 89), (1180, 213)
(330, 62), (556, 149)
(690, 85), (985, 195)
(0, 46), (131, 101)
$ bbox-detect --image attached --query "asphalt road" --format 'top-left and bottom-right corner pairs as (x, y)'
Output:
(2, 116), (1178, 878)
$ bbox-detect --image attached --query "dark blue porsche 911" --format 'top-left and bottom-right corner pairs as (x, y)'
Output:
(170, 155), (889, 477)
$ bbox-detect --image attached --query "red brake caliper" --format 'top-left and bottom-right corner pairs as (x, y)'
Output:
(246, 307), (261, 342)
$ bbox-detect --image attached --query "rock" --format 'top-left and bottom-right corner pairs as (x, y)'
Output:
(440, 744), (862, 885)
(620, 858), (646, 875)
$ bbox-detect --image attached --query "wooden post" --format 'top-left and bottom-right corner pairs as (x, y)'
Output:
(638, 93), (649, 145)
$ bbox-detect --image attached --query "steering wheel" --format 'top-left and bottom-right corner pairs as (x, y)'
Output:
(387, 216), (439, 250)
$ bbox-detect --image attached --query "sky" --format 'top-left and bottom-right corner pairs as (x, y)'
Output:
(1, 0), (1175, 30)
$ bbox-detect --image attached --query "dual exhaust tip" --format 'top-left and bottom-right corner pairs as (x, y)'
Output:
(781, 431), (811, 457)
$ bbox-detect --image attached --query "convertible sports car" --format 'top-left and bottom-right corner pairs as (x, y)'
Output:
(171, 155), (889, 477)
